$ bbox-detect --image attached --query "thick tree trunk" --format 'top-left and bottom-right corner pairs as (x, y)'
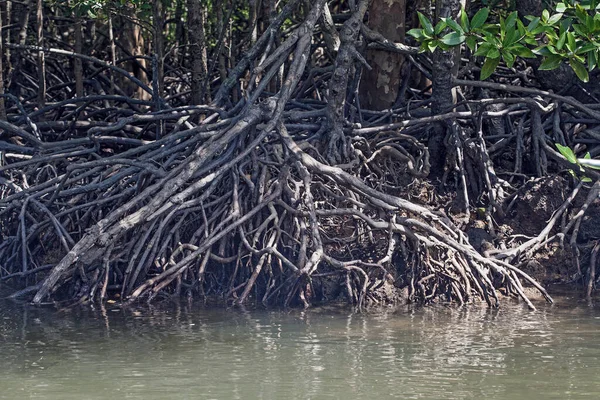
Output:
(152, 0), (165, 98)
(429, 0), (462, 177)
(173, 0), (184, 66)
(432, 0), (461, 114)
(325, 0), (369, 163)
(358, 0), (406, 110)
(249, 0), (259, 44)
(8, 0), (30, 96)
(2, 1), (12, 81)
(35, 0), (45, 106)
(0, 4), (6, 120)
(108, 12), (117, 93)
(0, 17), (6, 121)
(74, 15), (84, 98)
(213, 0), (236, 96)
(187, 0), (208, 105)
(118, 5), (150, 100)
(215, 0), (228, 87)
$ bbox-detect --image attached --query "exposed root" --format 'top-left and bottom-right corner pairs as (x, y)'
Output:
(3, 1), (600, 310)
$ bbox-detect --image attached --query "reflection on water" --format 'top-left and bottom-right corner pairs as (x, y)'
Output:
(1, 292), (600, 400)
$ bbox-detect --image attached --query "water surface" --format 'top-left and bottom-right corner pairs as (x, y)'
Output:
(1, 291), (600, 399)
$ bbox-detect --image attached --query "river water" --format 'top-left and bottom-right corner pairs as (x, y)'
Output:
(1, 292), (600, 399)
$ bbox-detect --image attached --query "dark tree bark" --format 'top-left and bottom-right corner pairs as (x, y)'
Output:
(152, 0), (165, 98)
(358, 0), (406, 110)
(515, 0), (542, 17)
(8, 0), (31, 96)
(325, 0), (370, 163)
(431, 0), (461, 114)
(215, 0), (228, 88)
(74, 15), (83, 98)
(0, 4), (6, 120)
(117, 5), (150, 100)
(187, 0), (208, 105)
(108, 12), (117, 93)
(429, 0), (462, 177)
(2, 1), (12, 82)
(35, 0), (45, 106)
(173, 0), (185, 65)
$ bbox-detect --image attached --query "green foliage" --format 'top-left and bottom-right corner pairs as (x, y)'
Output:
(407, 1), (600, 82)
(556, 143), (578, 164)
(52, 0), (106, 18)
(51, 0), (160, 20)
(555, 143), (600, 182)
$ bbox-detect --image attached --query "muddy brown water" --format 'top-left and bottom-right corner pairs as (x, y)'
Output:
(1, 289), (600, 399)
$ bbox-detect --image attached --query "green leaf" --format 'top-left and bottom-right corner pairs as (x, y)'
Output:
(503, 51), (516, 68)
(587, 15), (596, 32)
(505, 11), (518, 29)
(466, 35), (478, 51)
(460, 8), (470, 32)
(480, 57), (500, 80)
(542, 9), (550, 22)
(556, 143), (578, 164)
(444, 17), (464, 34)
(566, 32), (576, 52)
(560, 18), (572, 35)
(569, 58), (589, 82)
(527, 17), (541, 32)
(589, 50), (597, 71)
(440, 32), (466, 46)
(524, 36), (539, 46)
(435, 20), (448, 35)
(547, 45), (559, 55)
(548, 13), (564, 25)
(556, 31), (567, 50)
(482, 31), (501, 47)
(556, 3), (568, 13)
(573, 53), (586, 63)
(474, 42), (492, 56)
(576, 5), (589, 24)
(419, 42), (431, 53)
(407, 28), (425, 40)
(487, 47), (501, 59)
(516, 22), (525, 37)
(502, 27), (516, 47)
(530, 24), (547, 35)
(510, 44), (536, 58)
(539, 54), (564, 70)
(418, 12), (434, 35)
(577, 43), (597, 53)
(533, 46), (553, 56)
(471, 8), (489, 29)
(572, 23), (587, 37)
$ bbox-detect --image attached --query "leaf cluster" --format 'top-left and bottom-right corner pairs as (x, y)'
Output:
(556, 143), (600, 182)
(52, 0), (106, 18)
(408, 1), (600, 82)
(52, 0), (159, 20)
